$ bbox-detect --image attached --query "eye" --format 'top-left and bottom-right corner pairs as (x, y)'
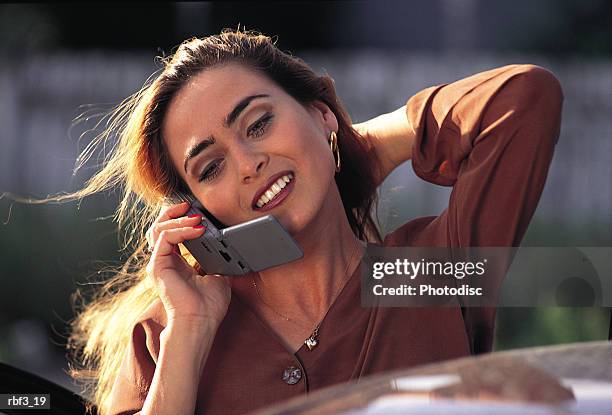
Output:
(198, 159), (224, 183)
(247, 113), (274, 138)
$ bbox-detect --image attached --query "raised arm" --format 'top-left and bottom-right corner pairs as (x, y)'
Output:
(384, 64), (563, 246)
(382, 64), (563, 353)
(357, 65), (563, 219)
(429, 64), (560, 246)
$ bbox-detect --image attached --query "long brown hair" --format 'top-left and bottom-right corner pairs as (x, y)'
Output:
(26, 29), (383, 414)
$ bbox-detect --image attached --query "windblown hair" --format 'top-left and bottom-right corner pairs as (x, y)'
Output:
(30, 29), (383, 414)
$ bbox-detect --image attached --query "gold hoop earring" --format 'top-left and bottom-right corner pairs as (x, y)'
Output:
(329, 131), (341, 173)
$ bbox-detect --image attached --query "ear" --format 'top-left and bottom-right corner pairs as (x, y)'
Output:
(308, 100), (339, 135)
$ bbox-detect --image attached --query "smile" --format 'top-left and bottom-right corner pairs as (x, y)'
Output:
(253, 172), (294, 211)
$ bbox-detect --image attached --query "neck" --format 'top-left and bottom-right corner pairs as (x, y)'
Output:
(232, 189), (366, 326)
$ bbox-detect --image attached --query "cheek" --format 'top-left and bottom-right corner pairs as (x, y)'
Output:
(298, 137), (335, 186)
(288, 137), (338, 212)
(196, 181), (242, 225)
(282, 119), (332, 168)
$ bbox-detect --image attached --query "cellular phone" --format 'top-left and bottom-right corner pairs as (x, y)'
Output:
(165, 191), (303, 276)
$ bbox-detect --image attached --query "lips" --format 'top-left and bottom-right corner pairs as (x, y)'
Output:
(251, 170), (294, 210)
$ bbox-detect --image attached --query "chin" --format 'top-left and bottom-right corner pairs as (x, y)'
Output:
(272, 206), (317, 238)
(274, 212), (304, 237)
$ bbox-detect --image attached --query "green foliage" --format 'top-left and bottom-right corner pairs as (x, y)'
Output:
(495, 308), (609, 350)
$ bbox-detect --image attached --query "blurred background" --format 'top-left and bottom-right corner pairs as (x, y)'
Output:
(0, 0), (611, 395)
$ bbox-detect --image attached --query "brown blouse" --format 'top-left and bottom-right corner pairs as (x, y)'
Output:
(106, 64), (564, 414)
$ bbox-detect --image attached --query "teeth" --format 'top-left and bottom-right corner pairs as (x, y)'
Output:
(256, 174), (293, 208)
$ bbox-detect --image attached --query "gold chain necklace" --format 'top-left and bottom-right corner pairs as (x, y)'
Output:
(251, 241), (363, 351)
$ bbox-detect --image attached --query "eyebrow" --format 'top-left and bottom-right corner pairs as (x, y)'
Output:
(183, 93), (270, 174)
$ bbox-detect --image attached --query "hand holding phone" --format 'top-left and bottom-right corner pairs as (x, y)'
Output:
(164, 191), (303, 276)
(144, 201), (232, 326)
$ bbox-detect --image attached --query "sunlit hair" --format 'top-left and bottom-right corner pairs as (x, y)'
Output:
(13, 29), (383, 414)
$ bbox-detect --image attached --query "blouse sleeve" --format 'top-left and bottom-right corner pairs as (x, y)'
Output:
(106, 300), (165, 415)
(391, 64), (563, 247)
(384, 64), (563, 353)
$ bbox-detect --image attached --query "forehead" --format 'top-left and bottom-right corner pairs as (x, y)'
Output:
(164, 64), (278, 127)
(161, 63), (283, 166)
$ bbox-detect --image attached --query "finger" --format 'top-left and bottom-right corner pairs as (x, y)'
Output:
(153, 226), (206, 258)
(146, 201), (191, 247)
(157, 201), (191, 223)
(147, 215), (205, 248)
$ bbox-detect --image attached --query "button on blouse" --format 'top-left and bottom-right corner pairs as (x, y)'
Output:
(282, 367), (302, 385)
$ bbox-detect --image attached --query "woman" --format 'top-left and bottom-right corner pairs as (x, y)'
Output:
(64, 29), (563, 414)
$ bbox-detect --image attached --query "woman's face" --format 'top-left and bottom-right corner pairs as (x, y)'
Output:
(161, 63), (339, 236)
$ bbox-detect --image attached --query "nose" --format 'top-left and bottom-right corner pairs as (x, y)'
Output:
(235, 145), (268, 184)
